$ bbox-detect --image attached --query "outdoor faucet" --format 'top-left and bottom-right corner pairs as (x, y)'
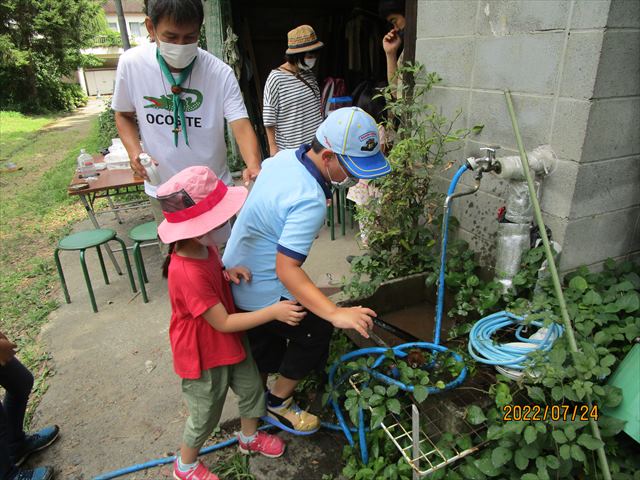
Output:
(466, 146), (501, 174)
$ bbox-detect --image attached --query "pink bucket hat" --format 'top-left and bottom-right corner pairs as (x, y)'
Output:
(156, 166), (247, 244)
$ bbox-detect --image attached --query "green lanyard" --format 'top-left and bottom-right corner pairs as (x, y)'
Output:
(156, 48), (196, 147)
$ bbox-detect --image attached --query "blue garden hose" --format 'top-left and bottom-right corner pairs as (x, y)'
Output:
(325, 164), (474, 464)
(467, 310), (563, 369)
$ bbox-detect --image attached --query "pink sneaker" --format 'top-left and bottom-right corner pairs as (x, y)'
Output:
(238, 431), (286, 458)
(173, 459), (220, 480)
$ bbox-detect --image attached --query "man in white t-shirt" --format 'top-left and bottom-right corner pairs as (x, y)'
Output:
(112, 0), (261, 242)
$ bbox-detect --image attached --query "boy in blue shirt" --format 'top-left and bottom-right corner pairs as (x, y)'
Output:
(222, 107), (391, 433)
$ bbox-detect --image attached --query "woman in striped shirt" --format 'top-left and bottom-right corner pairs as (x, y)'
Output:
(263, 25), (324, 157)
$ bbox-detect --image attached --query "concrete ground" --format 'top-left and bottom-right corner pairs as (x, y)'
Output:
(27, 201), (362, 479)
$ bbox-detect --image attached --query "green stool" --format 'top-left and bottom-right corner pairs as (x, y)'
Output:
(128, 221), (158, 304)
(54, 229), (136, 313)
(327, 186), (355, 240)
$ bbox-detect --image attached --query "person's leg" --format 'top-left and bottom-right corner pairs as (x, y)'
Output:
(148, 195), (168, 255)
(0, 402), (18, 480)
(246, 322), (288, 381)
(0, 358), (33, 451)
(263, 304), (334, 434)
(176, 367), (229, 478)
(231, 338), (284, 458)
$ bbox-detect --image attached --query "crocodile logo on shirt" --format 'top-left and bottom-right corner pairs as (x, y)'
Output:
(143, 88), (203, 112)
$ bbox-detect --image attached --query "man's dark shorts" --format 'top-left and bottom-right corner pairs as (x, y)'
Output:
(245, 298), (334, 380)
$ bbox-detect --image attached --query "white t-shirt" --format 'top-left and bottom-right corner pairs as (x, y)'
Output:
(112, 43), (248, 196)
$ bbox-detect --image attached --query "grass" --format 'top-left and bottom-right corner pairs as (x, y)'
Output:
(0, 109), (101, 425)
(0, 111), (62, 162)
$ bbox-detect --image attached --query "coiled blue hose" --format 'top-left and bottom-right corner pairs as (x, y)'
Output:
(467, 310), (563, 370)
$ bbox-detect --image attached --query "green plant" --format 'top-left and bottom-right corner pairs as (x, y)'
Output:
(97, 98), (119, 149)
(0, 0), (102, 113)
(343, 63), (482, 300)
(210, 452), (254, 479)
(452, 259), (640, 480)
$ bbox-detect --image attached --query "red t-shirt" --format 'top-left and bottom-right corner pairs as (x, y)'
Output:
(167, 246), (246, 379)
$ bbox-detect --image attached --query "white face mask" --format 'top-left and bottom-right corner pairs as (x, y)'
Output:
(298, 57), (316, 71)
(197, 221), (231, 247)
(158, 40), (198, 69)
(327, 161), (358, 189)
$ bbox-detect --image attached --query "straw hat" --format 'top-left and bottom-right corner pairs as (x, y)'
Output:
(286, 25), (324, 54)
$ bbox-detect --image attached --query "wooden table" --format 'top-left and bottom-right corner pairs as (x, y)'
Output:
(68, 156), (147, 273)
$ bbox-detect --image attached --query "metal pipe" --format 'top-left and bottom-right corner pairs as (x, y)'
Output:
(504, 90), (612, 480)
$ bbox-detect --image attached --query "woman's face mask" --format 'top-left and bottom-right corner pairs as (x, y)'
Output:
(158, 39), (198, 69)
(298, 55), (317, 71)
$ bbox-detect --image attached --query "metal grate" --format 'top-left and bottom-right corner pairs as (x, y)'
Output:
(348, 366), (495, 477)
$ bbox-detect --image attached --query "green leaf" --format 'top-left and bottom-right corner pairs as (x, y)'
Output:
(412, 385), (428, 403)
(491, 446), (512, 468)
(564, 425), (576, 441)
(514, 449), (529, 470)
(527, 386), (546, 403)
(600, 354), (616, 368)
(466, 405), (487, 425)
(369, 393), (384, 407)
(373, 385), (386, 396)
(570, 444), (586, 462)
(524, 425), (537, 444)
(521, 474), (539, 480)
(546, 455), (560, 469)
(618, 292), (639, 313)
(583, 290), (602, 305)
(559, 444), (571, 460)
(569, 276), (588, 292)
(471, 124), (484, 134)
(386, 398), (401, 415)
(577, 433), (604, 451)
(474, 457), (501, 477)
(593, 331), (610, 345)
(435, 380), (446, 389)
(598, 415), (626, 436)
(370, 406), (385, 429)
(386, 384), (399, 397)
(487, 425), (504, 441)
(552, 429), (568, 444)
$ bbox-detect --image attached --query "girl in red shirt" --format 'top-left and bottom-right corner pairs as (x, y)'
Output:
(157, 166), (305, 480)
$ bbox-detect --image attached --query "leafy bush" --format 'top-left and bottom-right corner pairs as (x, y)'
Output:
(97, 99), (119, 150)
(454, 260), (640, 480)
(343, 63), (483, 300)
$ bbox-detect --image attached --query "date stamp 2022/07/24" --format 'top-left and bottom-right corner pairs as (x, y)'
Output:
(502, 404), (599, 422)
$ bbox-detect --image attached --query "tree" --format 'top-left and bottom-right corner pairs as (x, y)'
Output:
(0, 0), (102, 112)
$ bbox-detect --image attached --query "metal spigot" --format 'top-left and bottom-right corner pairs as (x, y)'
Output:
(467, 145), (501, 173)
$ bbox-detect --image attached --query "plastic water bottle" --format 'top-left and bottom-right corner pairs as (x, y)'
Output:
(139, 153), (161, 185)
(77, 149), (96, 179)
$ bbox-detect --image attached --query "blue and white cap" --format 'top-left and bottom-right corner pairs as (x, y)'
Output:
(315, 107), (391, 179)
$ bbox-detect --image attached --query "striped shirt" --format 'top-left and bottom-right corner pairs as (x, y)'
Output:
(263, 69), (323, 150)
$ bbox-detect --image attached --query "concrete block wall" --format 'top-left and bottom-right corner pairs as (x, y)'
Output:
(416, 0), (640, 271)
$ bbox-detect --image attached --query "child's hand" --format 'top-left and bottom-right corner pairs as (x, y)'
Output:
(0, 337), (17, 366)
(272, 300), (306, 326)
(226, 266), (251, 284)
